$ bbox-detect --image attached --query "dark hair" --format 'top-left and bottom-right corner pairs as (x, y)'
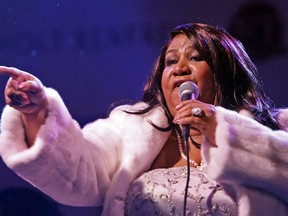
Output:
(132, 23), (280, 130)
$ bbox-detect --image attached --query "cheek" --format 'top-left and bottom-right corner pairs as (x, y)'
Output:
(161, 69), (170, 98)
(197, 70), (215, 103)
(161, 71), (179, 116)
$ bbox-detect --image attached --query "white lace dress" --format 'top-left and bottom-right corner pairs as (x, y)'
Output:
(125, 166), (237, 216)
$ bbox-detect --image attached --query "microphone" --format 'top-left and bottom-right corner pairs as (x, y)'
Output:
(178, 81), (199, 140)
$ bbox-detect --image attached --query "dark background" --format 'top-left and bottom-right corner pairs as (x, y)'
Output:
(0, 0), (287, 215)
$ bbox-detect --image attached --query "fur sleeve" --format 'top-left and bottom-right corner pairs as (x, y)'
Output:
(0, 87), (125, 206)
(202, 106), (288, 204)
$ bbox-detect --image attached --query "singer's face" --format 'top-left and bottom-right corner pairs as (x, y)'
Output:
(161, 34), (215, 116)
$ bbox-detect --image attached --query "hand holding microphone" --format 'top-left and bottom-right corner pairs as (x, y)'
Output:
(176, 80), (217, 145)
(179, 81), (203, 117)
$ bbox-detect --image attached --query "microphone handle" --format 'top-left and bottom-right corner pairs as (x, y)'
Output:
(182, 125), (190, 141)
(180, 93), (195, 140)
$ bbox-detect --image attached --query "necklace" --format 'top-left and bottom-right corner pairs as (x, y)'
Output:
(174, 128), (201, 168)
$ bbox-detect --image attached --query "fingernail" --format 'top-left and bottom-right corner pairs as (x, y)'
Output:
(173, 118), (180, 124)
(18, 84), (25, 90)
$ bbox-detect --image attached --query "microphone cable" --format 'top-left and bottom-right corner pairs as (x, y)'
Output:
(183, 137), (190, 216)
(178, 81), (199, 215)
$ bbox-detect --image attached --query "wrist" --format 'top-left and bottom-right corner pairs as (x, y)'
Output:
(21, 107), (48, 147)
(21, 107), (48, 124)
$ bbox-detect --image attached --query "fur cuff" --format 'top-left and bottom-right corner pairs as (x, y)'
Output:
(0, 87), (74, 169)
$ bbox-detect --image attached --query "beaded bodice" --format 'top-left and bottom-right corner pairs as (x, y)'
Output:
(125, 166), (237, 215)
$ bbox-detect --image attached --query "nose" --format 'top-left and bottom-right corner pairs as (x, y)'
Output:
(173, 59), (191, 76)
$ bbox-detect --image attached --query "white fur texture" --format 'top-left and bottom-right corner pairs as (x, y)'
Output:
(0, 88), (170, 216)
(1, 88), (288, 215)
(202, 107), (288, 215)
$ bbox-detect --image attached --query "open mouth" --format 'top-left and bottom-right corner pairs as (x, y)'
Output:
(173, 79), (189, 88)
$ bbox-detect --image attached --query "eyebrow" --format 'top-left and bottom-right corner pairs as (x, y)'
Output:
(166, 45), (196, 55)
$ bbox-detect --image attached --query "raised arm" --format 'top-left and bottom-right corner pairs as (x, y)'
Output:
(0, 66), (48, 146)
(0, 68), (122, 206)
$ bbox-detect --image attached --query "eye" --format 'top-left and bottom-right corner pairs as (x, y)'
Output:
(165, 58), (178, 66)
(189, 55), (204, 62)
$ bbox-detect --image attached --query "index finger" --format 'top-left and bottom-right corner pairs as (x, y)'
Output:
(0, 66), (23, 79)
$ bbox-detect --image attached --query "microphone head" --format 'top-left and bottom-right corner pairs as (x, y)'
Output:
(179, 81), (199, 100)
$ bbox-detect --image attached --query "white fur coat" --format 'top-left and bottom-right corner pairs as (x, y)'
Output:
(0, 87), (288, 216)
